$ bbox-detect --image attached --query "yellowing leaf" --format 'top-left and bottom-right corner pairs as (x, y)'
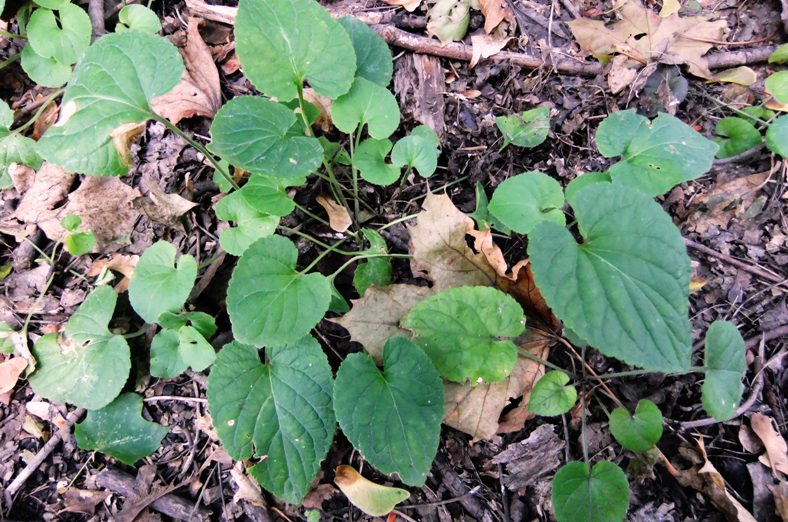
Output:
(382, 0), (421, 11)
(713, 66), (757, 86)
(316, 195), (352, 233)
(334, 465), (409, 517)
(659, 0), (680, 17)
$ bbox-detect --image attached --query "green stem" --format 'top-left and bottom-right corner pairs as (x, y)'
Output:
(300, 238), (351, 274)
(295, 82), (313, 137)
(330, 253), (412, 279)
(0, 53), (21, 70)
(398, 165), (412, 194)
(14, 89), (64, 133)
(580, 345), (590, 463)
(516, 347), (567, 374)
(349, 129), (363, 223)
(123, 329), (147, 339)
(378, 212), (420, 231)
(584, 367), (704, 380)
(293, 201), (331, 227)
(0, 30), (24, 39)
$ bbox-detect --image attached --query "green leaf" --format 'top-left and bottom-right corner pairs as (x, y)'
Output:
(0, 133), (43, 187)
(596, 110), (718, 196)
(207, 337), (335, 504)
(528, 183), (691, 372)
(391, 125), (441, 178)
(240, 174), (296, 217)
(60, 214), (81, 231)
(334, 465), (410, 517)
(37, 32), (184, 175)
(488, 172), (566, 234)
(157, 311), (216, 339)
(528, 371), (577, 416)
(766, 115), (788, 158)
(75, 392), (168, 465)
(702, 320), (745, 421)
(116, 4), (162, 33)
(234, 0), (356, 101)
(769, 43), (788, 64)
(32, 0), (67, 9)
(227, 236), (331, 347)
(564, 172), (611, 206)
(150, 326), (216, 378)
(403, 286), (525, 383)
(609, 399), (663, 452)
(0, 322), (17, 353)
(20, 44), (72, 88)
(29, 286), (130, 410)
(208, 96), (323, 180)
(65, 231), (96, 256)
(714, 117), (761, 158)
(214, 190), (279, 256)
(27, 4), (90, 65)
(333, 78), (401, 139)
(495, 107), (550, 149)
(353, 229), (392, 296)
(427, 0), (471, 43)
(0, 99), (12, 129)
(338, 16), (393, 86)
(740, 106), (775, 125)
(334, 337), (443, 486)
(354, 138), (400, 186)
(766, 71), (788, 104)
(129, 241), (197, 324)
(552, 461), (630, 522)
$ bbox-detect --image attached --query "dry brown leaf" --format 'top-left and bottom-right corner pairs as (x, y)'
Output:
(686, 171), (770, 235)
(499, 264), (558, 329)
(751, 413), (788, 477)
(302, 483), (337, 510)
(8, 163), (36, 193)
(0, 356), (28, 394)
(382, 0), (422, 12)
(316, 195), (352, 233)
(773, 481), (788, 522)
(329, 284), (434, 362)
(608, 54), (640, 94)
(110, 122), (146, 168)
(26, 400), (67, 429)
(9, 163), (75, 228)
(303, 88), (333, 133)
(739, 424), (765, 454)
(151, 18), (222, 124)
(497, 330), (552, 433)
(479, 0), (513, 33)
(470, 32), (512, 67)
(87, 254), (139, 292)
(133, 179), (197, 229)
(59, 488), (112, 515)
(230, 462), (267, 508)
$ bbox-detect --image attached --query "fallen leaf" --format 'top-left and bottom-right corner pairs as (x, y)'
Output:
(22, 414), (46, 439)
(151, 18), (222, 124)
(0, 356), (28, 394)
(659, 0), (681, 17)
(382, 0), (422, 11)
(498, 330), (553, 432)
(686, 171), (770, 234)
(608, 54), (641, 94)
(302, 483), (337, 510)
(479, 0), (513, 33)
(739, 424), (765, 454)
(334, 465), (409, 517)
(713, 66), (757, 86)
(427, 0), (472, 43)
(316, 195), (352, 233)
(110, 122), (146, 168)
(772, 481), (788, 521)
(59, 488), (112, 515)
(133, 179), (197, 229)
(86, 254), (139, 292)
(230, 462), (267, 508)
(751, 413), (788, 477)
(303, 88), (333, 133)
(26, 400), (67, 428)
(7, 163), (75, 230)
(470, 32), (512, 67)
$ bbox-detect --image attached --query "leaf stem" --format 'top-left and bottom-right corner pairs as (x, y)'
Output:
(349, 128), (362, 223)
(0, 30), (24, 39)
(378, 212), (420, 230)
(292, 201), (331, 227)
(14, 89), (64, 133)
(329, 253), (412, 279)
(583, 367), (704, 380)
(516, 347), (567, 374)
(580, 345), (590, 464)
(0, 53), (21, 70)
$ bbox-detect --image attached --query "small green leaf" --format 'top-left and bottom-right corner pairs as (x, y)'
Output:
(0, 133), (43, 188)
(0, 322), (17, 353)
(609, 399), (663, 452)
(0, 100), (12, 129)
(596, 109), (718, 196)
(488, 172), (565, 234)
(75, 392), (168, 465)
(29, 286), (130, 410)
(769, 43), (788, 64)
(37, 32), (183, 175)
(157, 311), (216, 339)
(552, 461), (630, 522)
(27, 4), (90, 65)
(209, 96), (323, 180)
(338, 16), (393, 86)
(528, 184), (692, 372)
(234, 0), (356, 101)
(128, 241), (197, 324)
(32, 0), (67, 9)
(391, 125), (441, 178)
(20, 44), (72, 88)
(227, 236), (331, 347)
(495, 107), (550, 149)
(334, 465), (410, 517)
(766, 115), (788, 158)
(353, 229), (392, 296)
(60, 214), (81, 231)
(150, 326), (216, 378)
(766, 71), (788, 104)
(354, 138), (400, 186)
(740, 106), (775, 125)
(333, 78), (401, 139)
(65, 231), (96, 256)
(334, 337), (443, 486)
(528, 371), (577, 416)
(116, 4), (162, 33)
(714, 117), (761, 158)
(403, 286), (525, 383)
(240, 174), (296, 217)
(207, 337), (335, 504)
(564, 172), (611, 206)
(702, 320), (745, 421)
(214, 190), (279, 256)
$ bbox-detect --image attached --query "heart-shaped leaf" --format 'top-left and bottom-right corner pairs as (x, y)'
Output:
(332, 78), (401, 139)
(714, 117), (761, 158)
(702, 320), (746, 421)
(766, 115), (788, 158)
(564, 172), (611, 206)
(29, 286), (130, 410)
(27, 3), (91, 65)
(239, 174), (297, 217)
(403, 286), (525, 383)
(227, 235), (331, 347)
(116, 4), (162, 33)
(528, 183), (692, 372)
(552, 461), (630, 522)
(209, 96), (323, 180)
(495, 107), (550, 149)
(488, 171), (566, 234)
(353, 229), (392, 296)
(0, 133), (43, 188)
(20, 44), (72, 88)
(150, 326), (216, 378)
(391, 125), (441, 178)
(157, 311), (217, 339)
(596, 110), (718, 196)
(129, 241), (197, 324)
(334, 465), (410, 517)
(609, 399), (663, 452)
(338, 16), (393, 86)
(766, 71), (788, 104)
(75, 392), (168, 465)
(214, 190), (279, 256)
(37, 32), (184, 175)
(528, 371), (577, 416)
(354, 138), (400, 186)
(234, 0), (356, 101)
(334, 337), (443, 486)
(207, 337), (335, 504)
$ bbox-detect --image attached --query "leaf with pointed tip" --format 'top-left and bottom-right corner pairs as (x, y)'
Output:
(552, 461), (630, 522)
(488, 172), (565, 234)
(129, 241), (197, 324)
(338, 16), (393, 86)
(528, 371), (576, 416)
(332, 78), (400, 139)
(334, 465), (409, 517)
(609, 399), (663, 452)
(702, 320), (745, 421)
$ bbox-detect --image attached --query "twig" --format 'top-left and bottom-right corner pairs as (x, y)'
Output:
(712, 144), (765, 165)
(559, 0), (581, 19)
(88, 0), (106, 39)
(684, 238), (786, 286)
(746, 324), (788, 349)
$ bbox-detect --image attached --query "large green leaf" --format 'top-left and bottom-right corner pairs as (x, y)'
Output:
(488, 172), (566, 234)
(75, 392), (168, 465)
(27, 3), (91, 65)
(402, 286), (524, 383)
(714, 117), (761, 158)
(766, 115), (788, 158)
(208, 97), (323, 180)
(29, 286), (130, 410)
(227, 235), (331, 347)
(150, 326), (216, 378)
(214, 190), (279, 256)
(338, 16), (393, 86)
(128, 241), (197, 324)
(207, 337), (335, 504)
(702, 320), (745, 421)
(332, 78), (401, 139)
(37, 32), (182, 176)
(234, 0), (356, 101)
(609, 399), (663, 452)
(528, 184), (691, 372)
(596, 110), (718, 196)
(334, 337), (443, 486)
(552, 461), (630, 522)
(528, 371), (577, 416)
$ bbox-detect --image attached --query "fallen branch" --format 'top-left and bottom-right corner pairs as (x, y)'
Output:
(685, 238), (786, 286)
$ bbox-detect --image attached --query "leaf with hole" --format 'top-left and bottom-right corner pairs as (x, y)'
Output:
(334, 465), (410, 517)
(391, 125), (441, 178)
(403, 286), (524, 383)
(488, 171), (565, 234)
(29, 286), (130, 410)
(75, 392), (168, 465)
(214, 190), (279, 256)
(609, 399), (663, 452)
(332, 78), (401, 139)
(528, 183), (691, 372)
(552, 461), (630, 522)
(495, 107), (550, 150)
(702, 320), (745, 421)
(354, 138), (400, 186)
(27, 3), (90, 65)
(227, 235), (331, 347)
(353, 229), (392, 296)
(334, 337), (443, 485)
(338, 16), (393, 86)
(116, 4), (161, 33)
(528, 371), (576, 416)
(129, 241), (197, 324)
(207, 337), (335, 504)
(714, 117), (761, 158)
(150, 326), (215, 378)
(766, 115), (788, 158)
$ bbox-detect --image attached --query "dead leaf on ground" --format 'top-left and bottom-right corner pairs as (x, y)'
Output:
(751, 413), (788, 477)
(470, 32), (512, 67)
(86, 254), (139, 293)
(58, 487), (112, 515)
(316, 195), (352, 233)
(26, 400), (68, 429)
(382, 0), (422, 12)
(230, 462), (267, 508)
(739, 424), (765, 454)
(302, 483), (337, 510)
(479, 0), (514, 33)
(303, 88), (333, 133)
(659, 0), (681, 17)
(773, 481), (788, 521)
(152, 17), (222, 124)
(133, 179), (197, 230)
(686, 171), (771, 234)
(0, 356), (28, 394)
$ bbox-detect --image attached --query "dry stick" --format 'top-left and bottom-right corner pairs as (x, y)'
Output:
(88, 0), (106, 39)
(4, 408), (86, 507)
(684, 238), (786, 286)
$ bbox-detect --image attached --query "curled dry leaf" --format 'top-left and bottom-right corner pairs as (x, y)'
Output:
(316, 195), (352, 233)
(751, 413), (788, 477)
(133, 179), (197, 229)
(0, 356), (28, 394)
(25, 400), (68, 428)
(60, 488), (112, 515)
(470, 32), (512, 68)
(479, 0), (513, 33)
(230, 462), (267, 508)
(86, 253), (139, 293)
(303, 88), (333, 133)
(2, 163), (75, 239)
